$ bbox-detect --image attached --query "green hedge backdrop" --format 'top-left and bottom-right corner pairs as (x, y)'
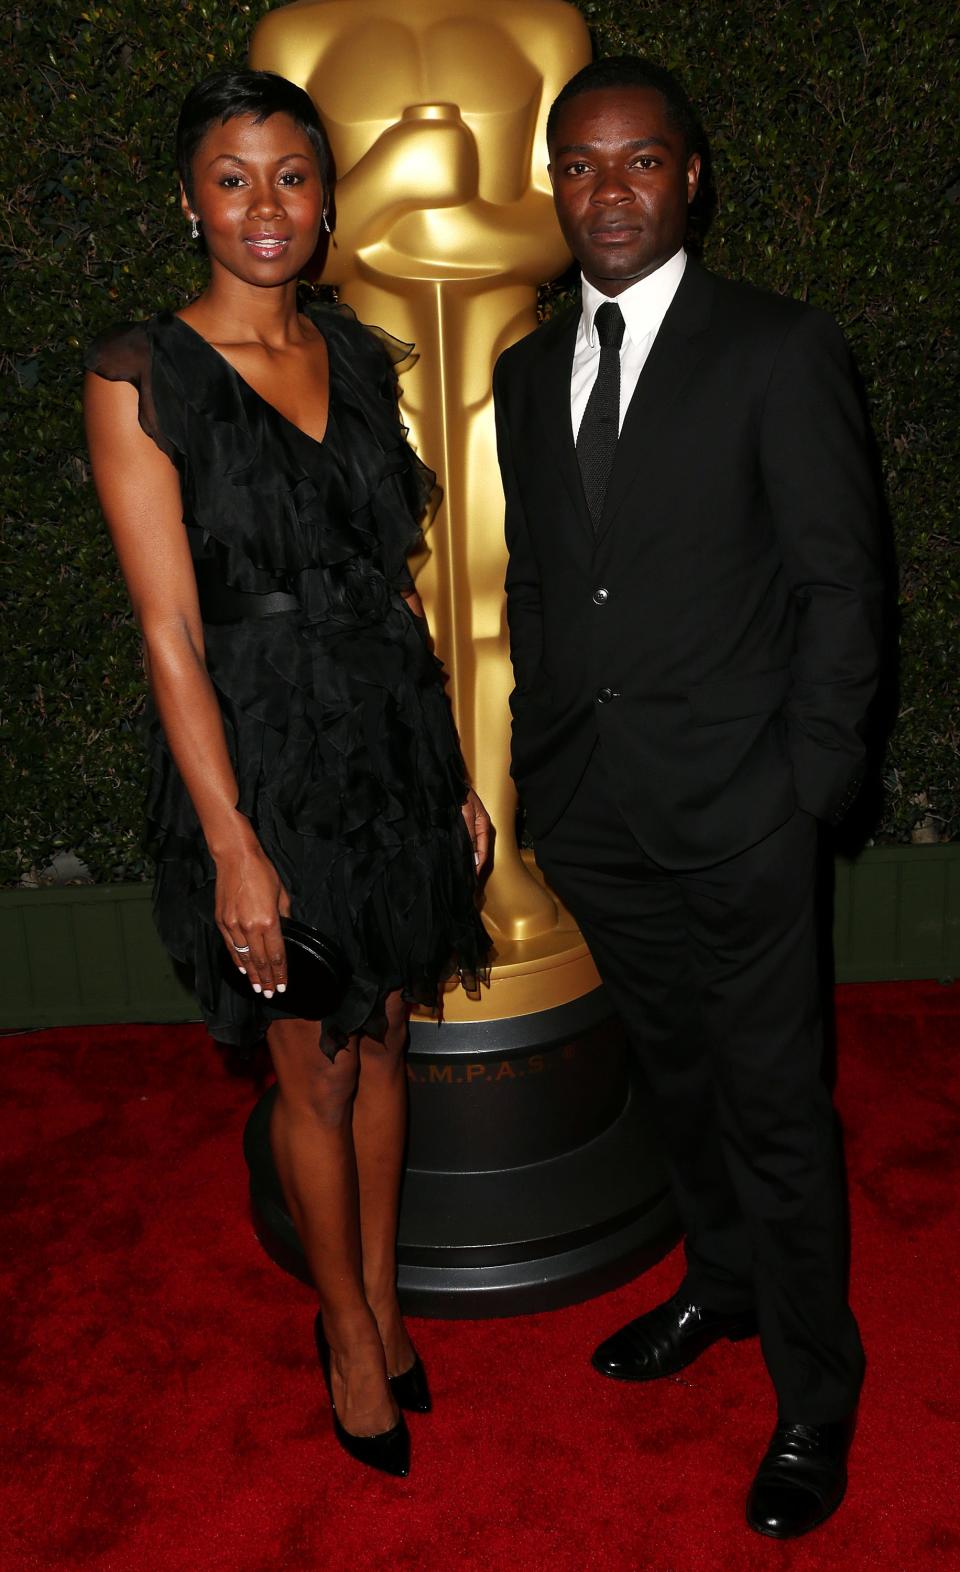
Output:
(2, 0), (957, 882)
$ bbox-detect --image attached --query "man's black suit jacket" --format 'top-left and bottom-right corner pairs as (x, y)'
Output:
(493, 259), (884, 869)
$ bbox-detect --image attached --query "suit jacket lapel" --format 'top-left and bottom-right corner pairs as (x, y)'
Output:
(529, 310), (594, 543)
(597, 260), (716, 543)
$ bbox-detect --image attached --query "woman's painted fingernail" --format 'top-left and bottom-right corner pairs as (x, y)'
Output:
(277, 983), (286, 993)
(238, 967), (247, 976)
(263, 989), (274, 999)
(252, 983), (262, 994)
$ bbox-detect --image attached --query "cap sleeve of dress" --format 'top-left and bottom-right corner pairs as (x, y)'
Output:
(83, 322), (178, 463)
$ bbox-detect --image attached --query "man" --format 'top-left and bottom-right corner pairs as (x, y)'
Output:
(493, 57), (882, 1539)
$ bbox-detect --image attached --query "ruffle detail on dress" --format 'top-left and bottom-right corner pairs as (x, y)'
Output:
(87, 306), (489, 1058)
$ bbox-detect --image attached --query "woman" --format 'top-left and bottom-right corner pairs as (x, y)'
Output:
(84, 70), (491, 1479)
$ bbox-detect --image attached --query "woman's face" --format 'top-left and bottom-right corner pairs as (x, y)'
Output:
(182, 111), (325, 286)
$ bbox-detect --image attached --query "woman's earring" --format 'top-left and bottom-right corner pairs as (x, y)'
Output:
(190, 215), (200, 240)
(322, 211), (331, 234)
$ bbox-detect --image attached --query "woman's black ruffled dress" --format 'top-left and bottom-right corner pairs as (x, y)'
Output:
(85, 306), (490, 1057)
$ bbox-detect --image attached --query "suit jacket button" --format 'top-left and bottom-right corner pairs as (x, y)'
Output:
(596, 686), (613, 704)
(592, 587), (609, 605)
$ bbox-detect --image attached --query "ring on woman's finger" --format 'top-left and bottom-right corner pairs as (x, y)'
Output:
(232, 941), (252, 954)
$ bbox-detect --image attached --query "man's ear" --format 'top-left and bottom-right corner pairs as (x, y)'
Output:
(686, 154), (701, 205)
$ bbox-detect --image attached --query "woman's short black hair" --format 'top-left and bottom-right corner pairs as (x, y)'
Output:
(546, 56), (704, 161)
(176, 69), (334, 205)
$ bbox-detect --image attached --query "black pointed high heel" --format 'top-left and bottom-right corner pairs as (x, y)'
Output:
(314, 1314), (410, 1478)
(389, 1352), (432, 1414)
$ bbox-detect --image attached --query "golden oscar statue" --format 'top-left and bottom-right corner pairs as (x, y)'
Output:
(243, 1), (676, 1314)
(250, 0), (600, 1017)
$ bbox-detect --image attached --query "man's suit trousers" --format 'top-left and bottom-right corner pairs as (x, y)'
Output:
(533, 743), (865, 1423)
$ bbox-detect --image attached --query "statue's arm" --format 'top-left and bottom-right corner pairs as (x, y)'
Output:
(331, 111), (479, 256)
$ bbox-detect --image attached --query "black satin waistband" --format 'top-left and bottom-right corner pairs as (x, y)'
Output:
(193, 558), (299, 624)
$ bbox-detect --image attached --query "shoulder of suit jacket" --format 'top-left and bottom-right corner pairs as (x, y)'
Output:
(495, 298), (579, 380)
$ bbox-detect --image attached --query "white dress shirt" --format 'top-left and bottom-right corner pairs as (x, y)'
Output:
(570, 248), (687, 441)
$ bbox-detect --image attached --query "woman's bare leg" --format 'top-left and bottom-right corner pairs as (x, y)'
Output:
(267, 1017), (398, 1436)
(353, 990), (416, 1377)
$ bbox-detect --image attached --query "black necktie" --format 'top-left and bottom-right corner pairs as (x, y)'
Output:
(576, 301), (625, 529)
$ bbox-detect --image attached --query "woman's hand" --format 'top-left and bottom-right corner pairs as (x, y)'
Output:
(461, 788), (492, 875)
(215, 838), (292, 999)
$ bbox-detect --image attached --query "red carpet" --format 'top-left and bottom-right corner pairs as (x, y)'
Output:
(2, 981), (958, 1571)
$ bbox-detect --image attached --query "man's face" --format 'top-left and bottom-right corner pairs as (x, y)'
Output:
(549, 86), (700, 296)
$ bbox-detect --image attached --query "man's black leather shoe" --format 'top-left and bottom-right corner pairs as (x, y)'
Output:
(746, 1415), (856, 1538)
(591, 1290), (757, 1382)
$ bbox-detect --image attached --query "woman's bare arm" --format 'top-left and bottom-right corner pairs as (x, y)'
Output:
(399, 585), (425, 620)
(84, 372), (289, 995)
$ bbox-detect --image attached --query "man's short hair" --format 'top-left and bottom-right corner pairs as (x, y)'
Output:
(546, 57), (704, 161)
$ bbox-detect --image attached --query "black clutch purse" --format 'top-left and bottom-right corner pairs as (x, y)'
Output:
(221, 917), (350, 1021)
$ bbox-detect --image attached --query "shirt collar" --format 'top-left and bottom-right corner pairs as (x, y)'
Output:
(581, 248), (687, 347)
